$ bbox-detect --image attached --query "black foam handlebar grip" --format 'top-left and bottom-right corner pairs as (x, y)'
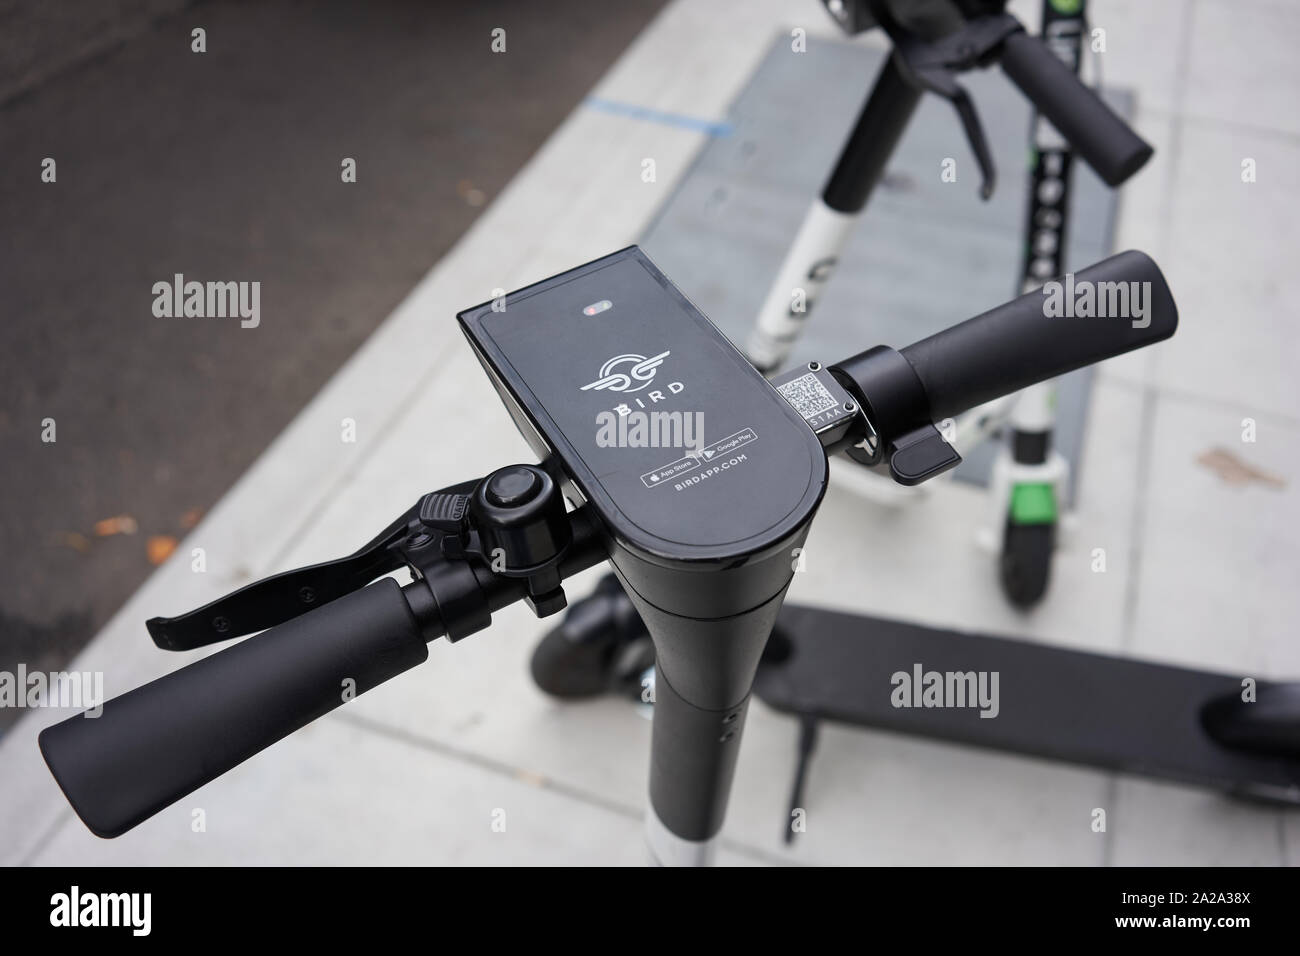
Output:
(39, 578), (428, 838)
(901, 250), (1177, 421)
(1000, 30), (1153, 186)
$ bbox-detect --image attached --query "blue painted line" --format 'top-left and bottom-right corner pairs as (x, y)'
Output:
(583, 96), (734, 137)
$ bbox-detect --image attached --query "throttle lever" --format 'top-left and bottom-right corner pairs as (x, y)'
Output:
(828, 345), (961, 486)
(771, 358), (959, 486)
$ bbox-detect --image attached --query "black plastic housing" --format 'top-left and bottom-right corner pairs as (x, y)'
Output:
(457, 246), (828, 620)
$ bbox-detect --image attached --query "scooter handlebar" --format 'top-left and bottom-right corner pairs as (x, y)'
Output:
(899, 249), (1177, 422)
(1000, 29), (1153, 186)
(39, 578), (430, 838)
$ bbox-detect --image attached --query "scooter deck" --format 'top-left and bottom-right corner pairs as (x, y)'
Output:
(754, 604), (1300, 803)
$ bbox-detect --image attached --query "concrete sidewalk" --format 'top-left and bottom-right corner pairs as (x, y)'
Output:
(3, 0), (1298, 865)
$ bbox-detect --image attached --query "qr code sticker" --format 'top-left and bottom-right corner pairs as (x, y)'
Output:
(778, 372), (838, 421)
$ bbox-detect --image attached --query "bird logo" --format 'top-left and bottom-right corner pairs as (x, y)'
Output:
(580, 351), (670, 393)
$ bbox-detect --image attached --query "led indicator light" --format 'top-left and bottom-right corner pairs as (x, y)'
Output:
(583, 299), (612, 316)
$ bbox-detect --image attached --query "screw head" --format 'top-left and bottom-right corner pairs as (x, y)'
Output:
(299, 586), (317, 604)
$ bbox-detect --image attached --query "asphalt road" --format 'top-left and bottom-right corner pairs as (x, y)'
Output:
(0, 0), (667, 728)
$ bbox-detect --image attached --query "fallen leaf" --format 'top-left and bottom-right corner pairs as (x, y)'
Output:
(1196, 448), (1285, 489)
(147, 535), (177, 565)
(514, 769), (547, 788)
(55, 531), (91, 553)
(456, 178), (486, 206)
(94, 514), (139, 536)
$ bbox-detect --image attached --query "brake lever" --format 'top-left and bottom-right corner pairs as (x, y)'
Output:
(146, 481), (474, 650)
(147, 466), (576, 651)
(887, 12), (1025, 200)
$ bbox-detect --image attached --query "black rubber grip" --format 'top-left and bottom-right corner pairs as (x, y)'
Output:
(39, 578), (428, 838)
(901, 250), (1177, 421)
(1000, 30), (1153, 186)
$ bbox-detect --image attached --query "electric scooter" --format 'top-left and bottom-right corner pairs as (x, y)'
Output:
(556, 0), (1145, 644)
(530, 0), (1145, 704)
(38, 245), (1216, 866)
(746, 0), (1144, 372)
(757, 0), (1139, 609)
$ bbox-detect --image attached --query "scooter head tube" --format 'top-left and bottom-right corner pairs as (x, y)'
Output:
(457, 246), (828, 621)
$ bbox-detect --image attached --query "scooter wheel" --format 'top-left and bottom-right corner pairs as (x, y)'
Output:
(999, 522), (1055, 608)
(531, 625), (618, 698)
(529, 575), (653, 699)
